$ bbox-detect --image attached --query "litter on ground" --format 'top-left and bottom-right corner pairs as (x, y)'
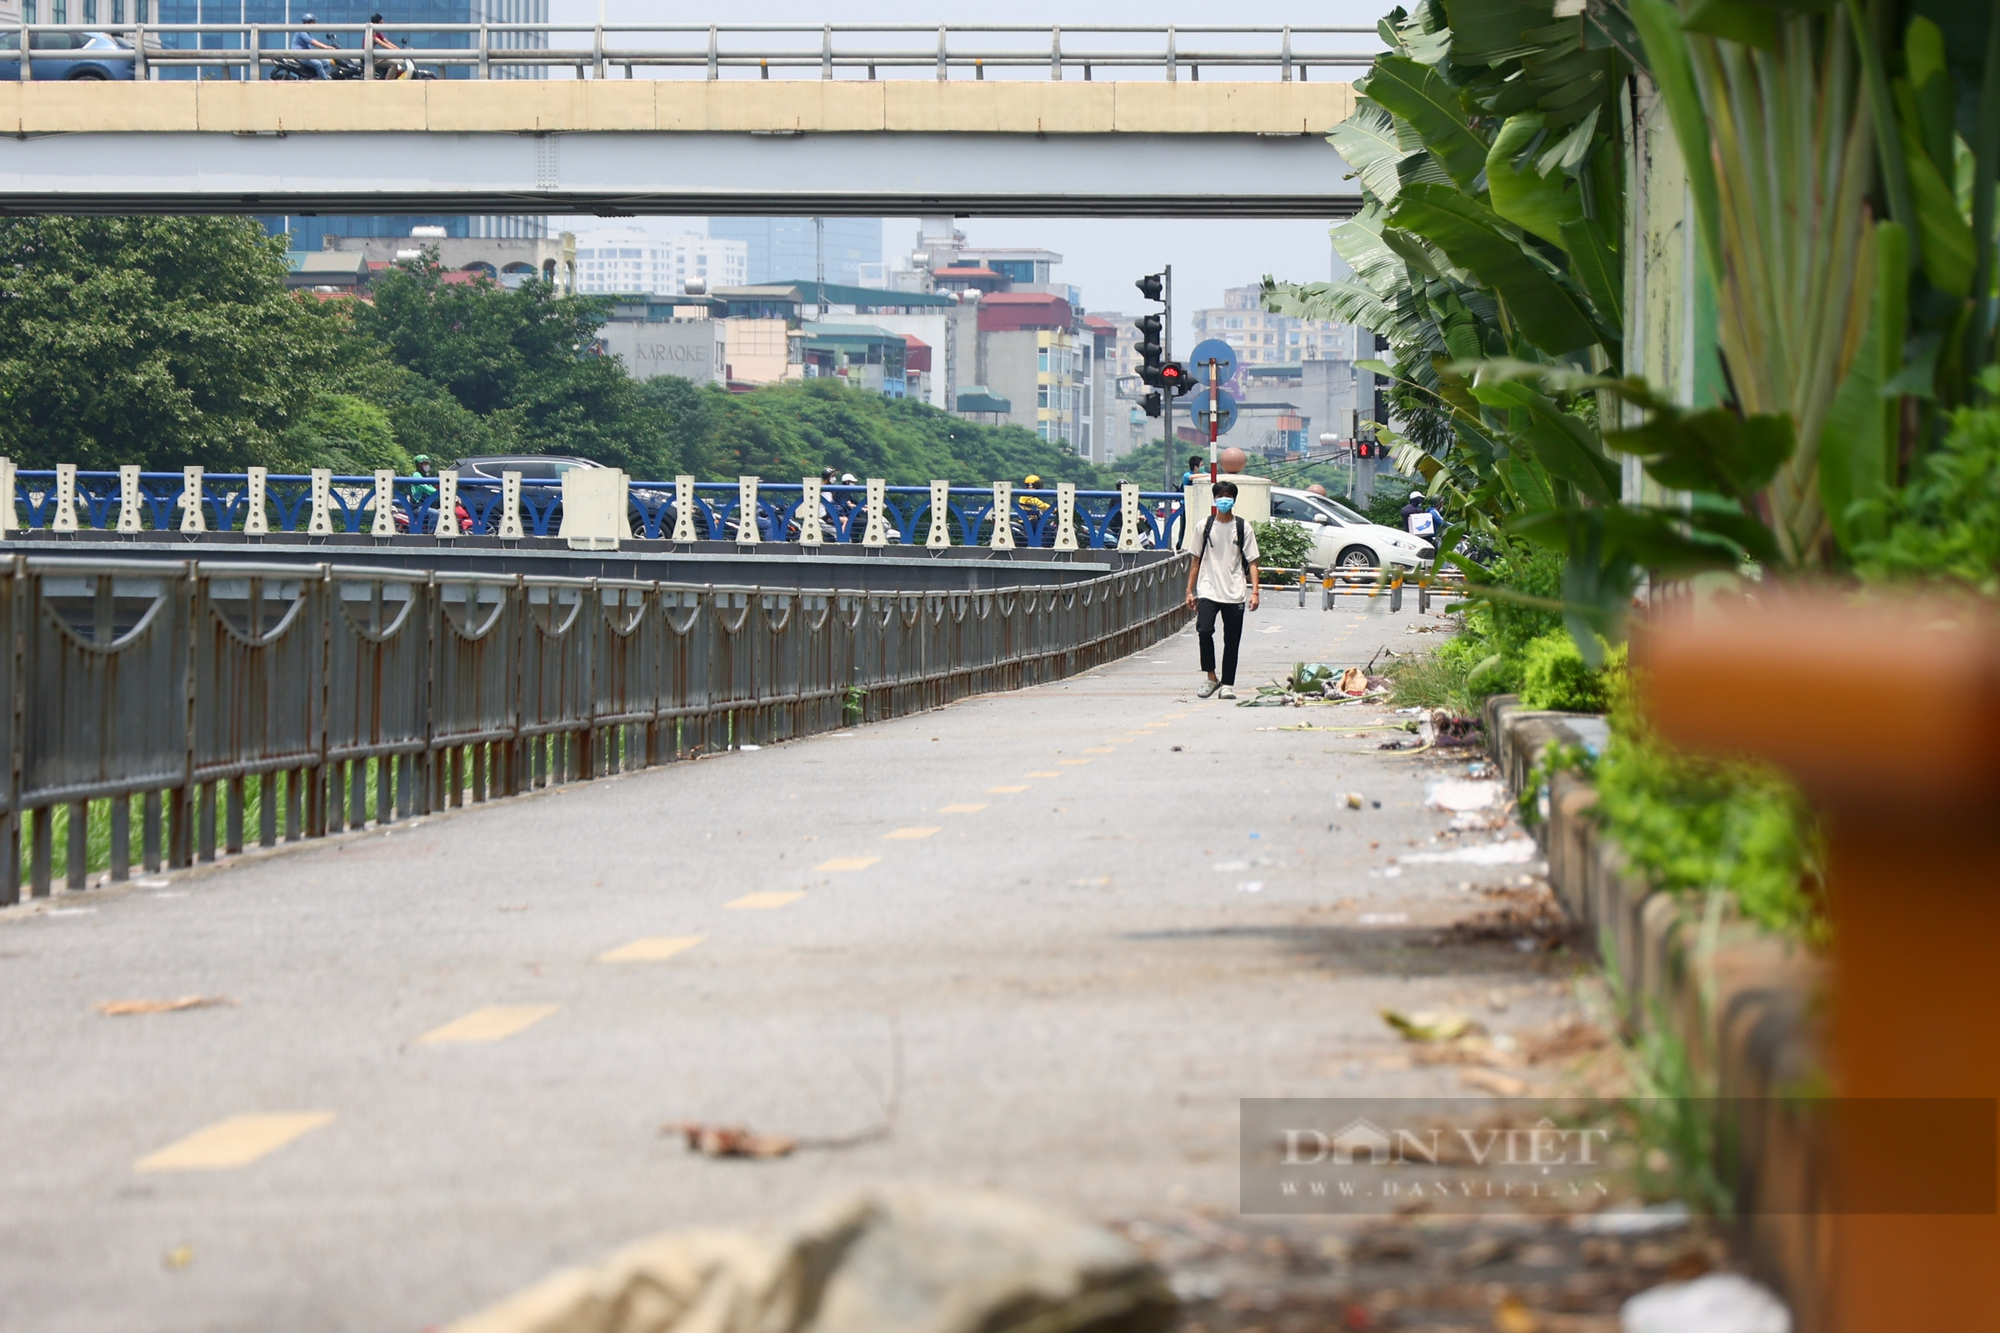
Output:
(1401, 838), (1542, 866)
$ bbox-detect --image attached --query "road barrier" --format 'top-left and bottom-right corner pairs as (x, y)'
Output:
(1, 553), (1189, 903)
(2, 464), (1182, 554)
(19, 21), (1377, 83)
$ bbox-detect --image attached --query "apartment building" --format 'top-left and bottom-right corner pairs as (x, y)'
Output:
(574, 232), (748, 298)
(1190, 285), (1367, 368)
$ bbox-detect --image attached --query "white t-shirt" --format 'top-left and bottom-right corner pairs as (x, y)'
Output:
(1193, 515), (1260, 603)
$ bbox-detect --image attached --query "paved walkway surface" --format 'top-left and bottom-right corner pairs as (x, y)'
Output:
(0, 594), (1610, 1332)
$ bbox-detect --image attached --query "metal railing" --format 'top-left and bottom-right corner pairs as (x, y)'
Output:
(0, 553), (1189, 902)
(5, 466), (1187, 553)
(5, 22), (1377, 82)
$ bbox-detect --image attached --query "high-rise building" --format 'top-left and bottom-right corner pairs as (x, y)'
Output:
(151, 0), (548, 75)
(151, 1), (552, 247)
(1190, 284), (1366, 368)
(573, 232), (748, 298)
(709, 218), (883, 288)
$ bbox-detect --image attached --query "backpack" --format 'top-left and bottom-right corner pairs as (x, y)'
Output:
(1198, 515), (1249, 577)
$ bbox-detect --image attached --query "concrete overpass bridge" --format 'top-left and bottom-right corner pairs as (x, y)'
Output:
(0, 23), (1365, 217)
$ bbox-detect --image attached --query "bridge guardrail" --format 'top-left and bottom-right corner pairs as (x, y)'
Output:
(1, 553), (1189, 903)
(2, 463), (1188, 553)
(16, 22), (1377, 83)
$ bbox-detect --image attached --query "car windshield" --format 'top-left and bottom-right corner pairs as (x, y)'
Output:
(1317, 496), (1372, 525)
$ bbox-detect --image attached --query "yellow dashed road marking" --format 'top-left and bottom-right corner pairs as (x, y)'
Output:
(136, 1113), (335, 1173)
(883, 826), (941, 840)
(986, 785), (1030, 793)
(417, 1005), (558, 1044)
(1056, 759), (1091, 767)
(726, 891), (807, 910)
(1024, 771), (1064, 779)
(598, 935), (704, 963)
(940, 804), (987, 814)
(814, 856), (882, 873)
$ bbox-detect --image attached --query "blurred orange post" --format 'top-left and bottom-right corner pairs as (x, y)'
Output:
(1638, 595), (2000, 1331)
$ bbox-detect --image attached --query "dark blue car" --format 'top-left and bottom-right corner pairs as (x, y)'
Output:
(0, 29), (138, 80)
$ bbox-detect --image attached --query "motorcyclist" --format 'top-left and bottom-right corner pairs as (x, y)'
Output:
(289, 14), (334, 78)
(365, 13), (415, 79)
(1399, 489), (1443, 541)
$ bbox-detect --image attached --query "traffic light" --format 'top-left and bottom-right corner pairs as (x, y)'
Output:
(1134, 314), (1165, 386)
(1159, 362), (1195, 397)
(1141, 390), (1163, 418)
(1135, 272), (1165, 303)
(1355, 441), (1374, 459)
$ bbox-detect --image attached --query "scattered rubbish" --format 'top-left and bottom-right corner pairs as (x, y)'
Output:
(1356, 912), (1408, 925)
(1425, 779), (1503, 812)
(1343, 792), (1365, 809)
(1493, 1294), (1540, 1333)
(1571, 1201), (1692, 1236)
(1449, 811), (1492, 831)
(97, 996), (234, 1017)
(444, 1187), (1178, 1333)
(1620, 1273), (1792, 1333)
(1235, 881), (1265, 893)
(135, 877), (171, 889)
(1486, 991), (1510, 1012)
(1256, 623), (1285, 634)
(162, 1245), (194, 1271)
(1247, 831), (1261, 839)
(1378, 866), (1403, 878)
(1380, 1009), (1482, 1043)
(1338, 667), (1370, 695)
(738, 744), (761, 752)
(664, 1123), (799, 1159)
(1402, 838), (1542, 866)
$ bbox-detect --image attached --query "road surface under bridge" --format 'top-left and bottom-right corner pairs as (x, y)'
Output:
(0, 81), (1361, 217)
(0, 597), (1618, 1330)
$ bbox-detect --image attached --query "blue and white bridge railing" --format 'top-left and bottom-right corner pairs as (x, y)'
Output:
(0, 462), (1187, 553)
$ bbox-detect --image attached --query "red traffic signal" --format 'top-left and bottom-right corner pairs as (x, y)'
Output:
(1159, 362), (1195, 396)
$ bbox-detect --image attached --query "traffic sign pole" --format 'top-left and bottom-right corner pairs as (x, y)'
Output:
(1161, 264), (1174, 495)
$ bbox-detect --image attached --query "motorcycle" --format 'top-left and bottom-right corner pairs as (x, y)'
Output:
(268, 38), (434, 81)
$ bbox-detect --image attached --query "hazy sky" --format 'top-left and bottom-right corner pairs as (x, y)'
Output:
(545, 0), (1388, 345)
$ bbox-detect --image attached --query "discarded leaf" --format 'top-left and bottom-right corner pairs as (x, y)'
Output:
(663, 1122), (797, 1159)
(1380, 1009), (1482, 1043)
(1343, 792), (1366, 810)
(97, 996), (233, 1017)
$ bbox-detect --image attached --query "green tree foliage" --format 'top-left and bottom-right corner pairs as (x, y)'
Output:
(0, 217), (341, 469)
(354, 259), (666, 475)
(275, 393), (411, 476)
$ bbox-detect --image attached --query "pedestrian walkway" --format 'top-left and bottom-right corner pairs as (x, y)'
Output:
(0, 598), (1586, 1331)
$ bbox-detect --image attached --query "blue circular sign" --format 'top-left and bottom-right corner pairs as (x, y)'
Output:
(1187, 388), (1238, 436)
(1187, 339), (1238, 387)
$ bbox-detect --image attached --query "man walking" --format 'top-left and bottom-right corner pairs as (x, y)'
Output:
(1184, 480), (1260, 699)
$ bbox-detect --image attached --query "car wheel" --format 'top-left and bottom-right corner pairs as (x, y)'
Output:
(68, 70), (110, 80)
(1336, 545), (1376, 571)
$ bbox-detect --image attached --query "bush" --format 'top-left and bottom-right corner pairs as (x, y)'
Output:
(1856, 369), (2000, 592)
(1594, 713), (1824, 939)
(1518, 630), (1625, 712)
(1251, 518), (1315, 578)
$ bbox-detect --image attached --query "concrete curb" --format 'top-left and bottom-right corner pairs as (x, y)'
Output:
(1483, 695), (1831, 1333)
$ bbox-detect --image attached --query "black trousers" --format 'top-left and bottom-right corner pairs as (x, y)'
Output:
(1196, 598), (1246, 685)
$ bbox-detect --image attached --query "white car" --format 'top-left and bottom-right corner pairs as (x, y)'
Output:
(1268, 486), (1435, 572)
